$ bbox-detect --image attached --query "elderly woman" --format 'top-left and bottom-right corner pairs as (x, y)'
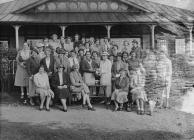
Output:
(70, 64), (95, 111)
(34, 65), (54, 111)
(51, 65), (70, 112)
(130, 63), (147, 115)
(111, 69), (129, 111)
(14, 42), (31, 100)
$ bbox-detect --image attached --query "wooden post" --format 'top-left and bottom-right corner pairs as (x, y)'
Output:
(13, 25), (21, 51)
(150, 24), (156, 50)
(60, 26), (67, 38)
(105, 25), (112, 39)
(188, 25), (193, 55)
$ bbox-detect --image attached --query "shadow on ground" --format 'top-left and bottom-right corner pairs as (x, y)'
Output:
(0, 120), (184, 140)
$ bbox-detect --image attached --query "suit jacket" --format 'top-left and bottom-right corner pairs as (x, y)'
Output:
(40, 55), (55, 73)
(115, 77), (129, 92)
(51, 72), (70, 89)
(26, 57), (40, 76)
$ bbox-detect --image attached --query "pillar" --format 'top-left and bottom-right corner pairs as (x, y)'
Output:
(105, 25), (112, 39)
(149, 24), (156, 50)
(60, 26), (67, 38)
(13, 25), (21, 51)
(188, 25), (193, 55)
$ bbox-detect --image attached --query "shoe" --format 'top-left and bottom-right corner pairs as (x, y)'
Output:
(88, 107), (95, 111)
(20, 95), (24, 99)
(113, 107), (119, 112)
(63, 109), (67, 112)
(29, 99), (35, 106)
(140, 110), (145, 115)
(23, 100), (27, 105)
(82, 104), (86, 108)
(39, 107), (43, 111)
(46, 108), (50, 112)
(137, 110), (141, 115)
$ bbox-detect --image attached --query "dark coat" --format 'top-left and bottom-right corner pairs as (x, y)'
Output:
(40, 55), (55, 74)
(80, 59), (95, 75)
(26, 57), (40, 76)
(51, 72), (70, 99)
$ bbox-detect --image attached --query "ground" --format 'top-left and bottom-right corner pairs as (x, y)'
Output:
(0, 92), (194, 140)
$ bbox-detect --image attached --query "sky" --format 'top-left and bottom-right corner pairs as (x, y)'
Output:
(0, 0), (193, 11)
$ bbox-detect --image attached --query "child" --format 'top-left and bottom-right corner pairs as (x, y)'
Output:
(130, 63), (147, 115)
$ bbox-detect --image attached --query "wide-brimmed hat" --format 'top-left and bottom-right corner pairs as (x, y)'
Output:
(57, 64), (64, 69)
(101, 51), (109, 56)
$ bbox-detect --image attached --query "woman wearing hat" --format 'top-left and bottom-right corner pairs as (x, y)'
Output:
(36, 42), (46, 63)
(56, 48), (71, 74)
(51, 65), (71, 112)
(99, 51), (112, 107)
(111, 68), (129, 111)
(34, 65), (54, 111)
(130, 63), (147, 115)
(14, 42), (31, 100)
(70, 64), (95, 111)
(112, 53), (128, 91)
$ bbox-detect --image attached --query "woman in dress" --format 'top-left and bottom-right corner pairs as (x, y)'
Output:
(130, 63), (147, 115)
(70, 64), (95, 111)
(99, 52), (112, 107)
(51, 65), (71, 112)
(14, 42), (31, 100)
(34, 65), (54, 111)
(111, 69), (129, 111)
(112, 53), (128, 91)
(80, 51), (96, 85)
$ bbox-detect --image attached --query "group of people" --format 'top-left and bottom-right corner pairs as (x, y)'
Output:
(14, 33), (171, 115)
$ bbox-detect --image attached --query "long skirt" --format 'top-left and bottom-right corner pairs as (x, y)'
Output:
(83, 73), (95, 86)
(111, 89), (128, 104)
(131, 87), (147, 101)
(36, 88), (54, 98)
(70, 83), (90, 100)
(14, 64), (29, 87)
(28, 78), (37, 97)
(54, 88), (70, 99)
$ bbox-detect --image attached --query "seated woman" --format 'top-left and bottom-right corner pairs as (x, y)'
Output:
(51, 65), (70, 112)
(34, 65), (54, 111)
(111, 69), (129, 111)
(130, 63), (147, 115)
(70, 64), (95, 111)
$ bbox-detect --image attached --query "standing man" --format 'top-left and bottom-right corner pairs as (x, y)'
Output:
(130, 40), (142, 60)
(99, 52), (112, 107)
